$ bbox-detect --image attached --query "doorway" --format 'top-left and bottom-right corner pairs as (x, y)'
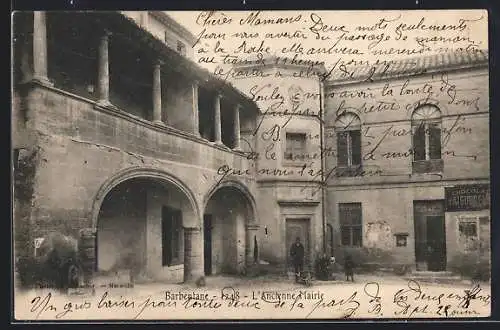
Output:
(426, 215), (446, 271)
(204, 214), (213, 275)
(414, 200), (446, 271)
(286, 218), (310, 271)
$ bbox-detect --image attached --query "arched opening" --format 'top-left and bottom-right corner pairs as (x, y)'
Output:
(95, 176), (198, 283)
(203, 184), (257, 276)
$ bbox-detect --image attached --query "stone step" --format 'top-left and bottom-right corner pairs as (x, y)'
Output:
(410, 271), (455, 277)
(404, 277), (469, 285)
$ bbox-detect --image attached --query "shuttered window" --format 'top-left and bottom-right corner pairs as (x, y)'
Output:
(339, 203), (362, 247)
(335, 113), (362, 169)
(411, 105), (442, 162)
(285, 132), (306, 160)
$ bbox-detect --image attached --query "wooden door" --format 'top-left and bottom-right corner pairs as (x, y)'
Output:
(286, 218), (310, 271)
(414, 200), (446, 271)
(426, 215), (446, 271)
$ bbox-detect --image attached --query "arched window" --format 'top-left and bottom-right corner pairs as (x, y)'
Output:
(411, 105), (442, 161)
(334, 112), (362, 168)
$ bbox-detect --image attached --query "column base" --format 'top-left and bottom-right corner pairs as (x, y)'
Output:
(214, 141), (226, 148)
(31, 75), (54, 87)
(95, 100), (116, 109)
(153, 120), (166, 126)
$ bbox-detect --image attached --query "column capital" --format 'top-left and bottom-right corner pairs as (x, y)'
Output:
(154, 58), (164, 67)
(101, 29), (112, 38)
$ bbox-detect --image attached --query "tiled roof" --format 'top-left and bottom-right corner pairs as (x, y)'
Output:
(326, 49), (488, 86)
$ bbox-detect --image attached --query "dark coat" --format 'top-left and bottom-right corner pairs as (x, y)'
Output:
(290, 242), (305, 264)
(344, 255), (355, 272)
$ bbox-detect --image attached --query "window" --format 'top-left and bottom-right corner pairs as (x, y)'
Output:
(395, 233), (409, 247)
(458, 219), (479, 252)
(335, 113), (361, 168)
(459, 221), (477, 237)
(176, 41), (186, 55)
(339, 203), (362, 247)
(411, 105), (443, 173)
(284, 132), (306, 160)
(162, 206), (183, 266)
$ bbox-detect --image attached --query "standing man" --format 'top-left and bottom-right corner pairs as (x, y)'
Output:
(290, 236), (305, 282)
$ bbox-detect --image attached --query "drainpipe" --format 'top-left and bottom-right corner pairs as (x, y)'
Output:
(319, 78), (327, 254)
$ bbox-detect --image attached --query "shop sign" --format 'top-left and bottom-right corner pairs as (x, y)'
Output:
(445, 184), (490, 212)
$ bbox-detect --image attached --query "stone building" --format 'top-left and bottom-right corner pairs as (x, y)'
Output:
(12, 11), (262, 283)
(12, 10), (491, 283)
(323, 50), (490, 271)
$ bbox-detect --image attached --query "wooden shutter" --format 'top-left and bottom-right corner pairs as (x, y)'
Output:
(350, 130), (361, 165)
(412, 123), (426, 161)
(337, 132), (348, 166)
(428, 123), (442, 160)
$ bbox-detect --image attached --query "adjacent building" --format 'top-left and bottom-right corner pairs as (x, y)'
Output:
(228, 57), (326, 272)
(323, 51), (490, 271)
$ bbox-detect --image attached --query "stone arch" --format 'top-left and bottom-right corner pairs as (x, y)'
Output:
(411, 104), (442, 121)
(202, 179), (259, 275)
(202, 179), (258, 224)
(90, 166), (200, 230)
(334, 112), (361, 131)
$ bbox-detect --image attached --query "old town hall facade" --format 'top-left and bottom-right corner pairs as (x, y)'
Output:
(12, 11), (490, 284)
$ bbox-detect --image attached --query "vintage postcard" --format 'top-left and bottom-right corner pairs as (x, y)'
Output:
(12, 9), (491, 321)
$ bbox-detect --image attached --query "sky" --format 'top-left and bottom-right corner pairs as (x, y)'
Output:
(167, 10), (488, 73)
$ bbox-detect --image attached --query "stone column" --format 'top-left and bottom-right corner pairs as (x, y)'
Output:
(245, 224), (260, 268)
(214, 93), (223, 145)
(233, 104), (242, 151)
(192, 82), (200, 136)
(97, 30), (112, 107)
(32, 11), (51, 85)
(183, 227), (204, 282)
(152, 60), (163, 124)
(140, 11), (149, 28)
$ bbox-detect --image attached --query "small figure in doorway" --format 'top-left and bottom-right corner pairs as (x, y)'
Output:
(290, 236), (305, 283)
(344, 254), (355, 282)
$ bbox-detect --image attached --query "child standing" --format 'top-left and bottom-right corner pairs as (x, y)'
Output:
(344, 254), (355, 282)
